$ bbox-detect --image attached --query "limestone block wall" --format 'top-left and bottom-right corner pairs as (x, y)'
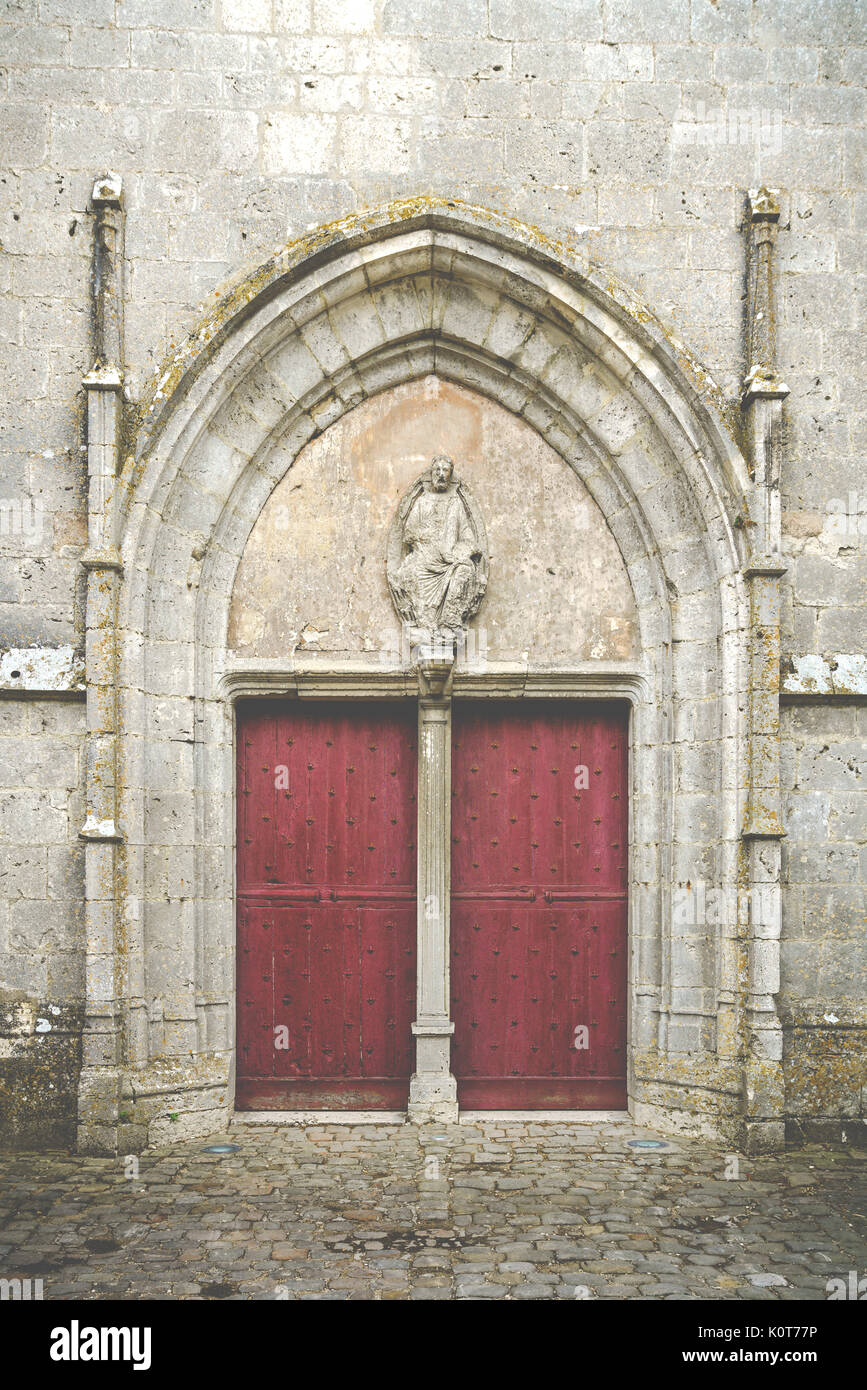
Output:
(1, 0), (864, 651)
(0, 0), (864, 1145)
(780, 701), (867, 1138)
(0, 697), (85, 1146)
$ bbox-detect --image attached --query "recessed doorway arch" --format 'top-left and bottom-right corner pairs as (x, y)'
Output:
(82, 199), (767, 1151)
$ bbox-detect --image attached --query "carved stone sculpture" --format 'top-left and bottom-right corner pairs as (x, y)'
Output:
(386, 455), (488, 641)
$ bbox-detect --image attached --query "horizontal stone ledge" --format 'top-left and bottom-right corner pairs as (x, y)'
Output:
(742, 558), (788, 579)
(219, 656), (648, 701)
(82, 367), (123, 392)
(781, 652), (867, 698)
(0, 1001), (83, 1036)
(0, 645), (85, 694)
(632, 1073), (744, 1104)
(742, 817), (786, 840)
(79, 817), (123, 843)
(780, 1015), (867, 1032)
(741, 378), (790, 408)
(81, 547), (123, 574)
(121, 1056), (231, 1100)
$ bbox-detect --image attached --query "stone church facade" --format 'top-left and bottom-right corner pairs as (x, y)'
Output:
(0, 0), (864, 1154)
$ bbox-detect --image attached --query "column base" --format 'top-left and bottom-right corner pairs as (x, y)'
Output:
(76, 1065), (121, 1155)
(407, 1073), (459, 1125)
(408, 1024), (458, 1123)
(741, 1118), (786, 1155)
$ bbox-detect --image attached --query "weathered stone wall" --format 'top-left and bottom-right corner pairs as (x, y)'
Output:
(2, 1), (864, 654)
(0, 0), (864, 1146)
(0, 697), (84, 1146)
(780, 701), (867, 1138)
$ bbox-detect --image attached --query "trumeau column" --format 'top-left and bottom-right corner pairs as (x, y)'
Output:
(408, 647), (459, 1124)
(77, 174), (125, 1154)
(387, 457), (488, 1122)
(740, 187), (788, 1153)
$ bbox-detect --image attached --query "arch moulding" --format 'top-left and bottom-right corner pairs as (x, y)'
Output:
(76, 198), (785, 1155)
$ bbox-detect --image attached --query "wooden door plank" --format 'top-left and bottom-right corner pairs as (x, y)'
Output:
(451, 700), (629, 1110)
(236, 700), (417, 1110)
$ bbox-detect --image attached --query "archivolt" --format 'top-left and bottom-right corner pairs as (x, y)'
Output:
(120, 199), (753, 664)
(113, 199), (756, 1085)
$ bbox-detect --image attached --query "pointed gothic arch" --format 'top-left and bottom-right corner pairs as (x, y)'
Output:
(81, 199), (774, 1149)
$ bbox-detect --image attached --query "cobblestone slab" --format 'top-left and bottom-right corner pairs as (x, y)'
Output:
(0, 1119), (864, 1301)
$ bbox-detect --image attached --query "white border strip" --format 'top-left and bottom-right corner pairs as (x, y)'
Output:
(232, 1111), (405, 1125)
(232, 1109), (632, 1126)
(459, 1110), (631, 1123)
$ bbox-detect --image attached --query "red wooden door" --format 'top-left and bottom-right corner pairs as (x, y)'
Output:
(450, 701), (628, 1109)
(236, 701), (417, 1109)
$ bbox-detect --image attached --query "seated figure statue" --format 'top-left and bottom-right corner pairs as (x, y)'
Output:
(391, 455), (484, 639)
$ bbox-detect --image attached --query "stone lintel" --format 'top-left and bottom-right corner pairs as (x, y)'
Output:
(219, 661), (647, 702)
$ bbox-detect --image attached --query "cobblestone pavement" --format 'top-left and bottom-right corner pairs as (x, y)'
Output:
(1, 1117), (864, 1301)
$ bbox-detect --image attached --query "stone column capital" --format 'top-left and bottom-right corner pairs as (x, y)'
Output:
(747, 185), (781, 223)
(416, 642), (456, 701)
(91, 172), (123, 208)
